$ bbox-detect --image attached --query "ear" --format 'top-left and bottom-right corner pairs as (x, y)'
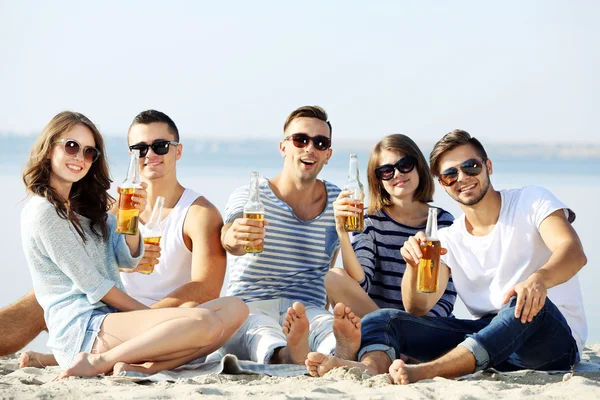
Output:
(175, 143), (183, 161)
(324, 148), (332, 165)
(279, 141), (286, 158)
(486, 158), (493, 175)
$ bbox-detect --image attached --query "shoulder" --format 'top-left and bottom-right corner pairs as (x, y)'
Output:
(22, 196), (59, 225)
(323, 180), (342, 197)
(185, 196), (223, 229)
(435, 207), (455, 226)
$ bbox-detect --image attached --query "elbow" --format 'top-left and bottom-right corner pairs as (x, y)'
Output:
(404, 303), (429, 317)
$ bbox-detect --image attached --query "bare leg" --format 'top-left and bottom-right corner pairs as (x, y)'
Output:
(272, 302), (310, 364)
(62, 298), (247, 377)
(325, 269), (379, 318)
(389, 346), (476, 384)
(0, 291), (46, 356)
(332, 303), (361, 360)
(112, 297), (249, 374)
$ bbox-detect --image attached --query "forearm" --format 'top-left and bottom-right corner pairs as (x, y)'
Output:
(150, 281), (221, 308)
(401, 264), (444, 316)
(531, 241), (587, 289)
(339, 233), (365, 282)
(124, 232), (142, 257)
(102, 286), (148, 311)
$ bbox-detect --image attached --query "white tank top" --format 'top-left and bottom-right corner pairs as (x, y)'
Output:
(120, 188), (200, 306)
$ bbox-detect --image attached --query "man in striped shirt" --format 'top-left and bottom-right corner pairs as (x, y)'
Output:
(220, 105), (361, 364)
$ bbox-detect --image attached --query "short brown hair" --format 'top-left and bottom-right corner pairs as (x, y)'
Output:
(367, 134), (434, 214)
(429, 129), (488, 177)
(283, 105), (332, 139)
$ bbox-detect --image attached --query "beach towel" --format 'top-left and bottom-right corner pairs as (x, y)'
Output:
(115, 354), (600, 383)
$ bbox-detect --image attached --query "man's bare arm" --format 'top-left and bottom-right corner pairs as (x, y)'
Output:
(150, 197), (227, 308)
(502, 209), (587, 322)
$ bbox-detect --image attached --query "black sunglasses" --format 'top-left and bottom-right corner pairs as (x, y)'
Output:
(374, 156), (417, 181)
(129, 140), (179, 157)
(439, 158), (486, 187)
(284, 133), (331, 151)
(55, 138), (100, 163)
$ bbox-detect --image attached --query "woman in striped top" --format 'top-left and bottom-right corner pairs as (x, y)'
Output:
(326, 134), (456, 318)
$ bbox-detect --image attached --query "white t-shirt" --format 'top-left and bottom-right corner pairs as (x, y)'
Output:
(438, 185), (587, 356)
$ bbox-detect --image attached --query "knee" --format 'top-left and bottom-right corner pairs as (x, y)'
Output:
(229, 297), (250, 325)
(325, 268), (349, 292)
(191, 310), (225, 343)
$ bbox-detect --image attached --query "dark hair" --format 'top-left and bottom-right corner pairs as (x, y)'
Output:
(283, 105), (332, 140)
(129, 110), (180, 142)
(367, 134), (434, 214)
(23, 111), (114, 241)
(429, 129), (488, 176)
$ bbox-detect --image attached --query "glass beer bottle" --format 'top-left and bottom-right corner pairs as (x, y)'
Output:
(116, 149), (142, 235)
(139, 196), (165, 275)
(344, 154), (365, 232)
(417, 207), (441, 293)
(243, 171), (265, 253)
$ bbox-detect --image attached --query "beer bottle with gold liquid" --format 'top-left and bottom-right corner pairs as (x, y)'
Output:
(243, 171), (265, 253)
(343, 154), (365, 232)
(116, 149), (142, 235)
(139, 196), (165, 275)
(416, 207), (441, 293)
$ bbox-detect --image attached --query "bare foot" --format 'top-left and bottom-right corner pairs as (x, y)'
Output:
(60, 352), (106, 378)
(332, 303), (361, 360)
(19, 351), (57, 369)
(280, 302), (310, 364)
(112, 361), (154, 376)
(305, 352), (369, 377)
(389, 359), (426, 384)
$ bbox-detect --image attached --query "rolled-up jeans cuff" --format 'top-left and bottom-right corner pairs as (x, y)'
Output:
(458, 337), (490, 371)
(357, 344), (396, 363)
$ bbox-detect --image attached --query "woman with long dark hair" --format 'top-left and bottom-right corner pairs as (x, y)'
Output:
(21, 111), (247, 377)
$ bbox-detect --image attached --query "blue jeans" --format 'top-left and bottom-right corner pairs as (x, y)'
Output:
(359, 297), (579, 371)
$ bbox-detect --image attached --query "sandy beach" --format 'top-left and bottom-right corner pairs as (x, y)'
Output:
(1, 345), (599, 399)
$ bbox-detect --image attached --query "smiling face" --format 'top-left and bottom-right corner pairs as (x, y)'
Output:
(48, 124), (96, 194)
(437, 144), (492, 206)
(378, 149), (420, 201)
(128, 122), (182, 181)
(280, 117), (332, 183)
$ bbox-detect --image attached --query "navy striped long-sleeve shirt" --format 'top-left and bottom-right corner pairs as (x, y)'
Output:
(352, 207), (457, 317)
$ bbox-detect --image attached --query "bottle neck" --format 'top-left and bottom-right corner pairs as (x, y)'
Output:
(248, 173), (261, 202)
(147, 197), (165, 228)
(425, 208), (438, 239)
(348, 158), (359, 181)
(125, 151), (140, 185)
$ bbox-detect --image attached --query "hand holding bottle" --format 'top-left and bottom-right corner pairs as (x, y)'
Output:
(333, 190), (364, 234)
(120, 241), (161, 274)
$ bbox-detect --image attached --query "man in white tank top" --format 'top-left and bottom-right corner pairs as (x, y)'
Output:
(7, 110), (249, 370)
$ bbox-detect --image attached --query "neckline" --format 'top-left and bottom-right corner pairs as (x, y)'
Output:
(263, 178), (332, 224)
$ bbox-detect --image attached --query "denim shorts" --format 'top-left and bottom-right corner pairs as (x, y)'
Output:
(80, 306), (119, 354)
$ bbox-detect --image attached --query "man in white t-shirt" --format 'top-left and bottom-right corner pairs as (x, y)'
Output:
(305, 129), (587, 384)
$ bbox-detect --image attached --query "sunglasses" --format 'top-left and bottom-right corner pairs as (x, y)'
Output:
(439, 158), (486, 187)
(128, 140), (179, 157)
(55, 138), (100, 163)
(374, 156), (417, 181)
(284, 133), (331, 151)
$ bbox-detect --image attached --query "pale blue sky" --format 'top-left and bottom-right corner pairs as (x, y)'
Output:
(1, 1), (598, 143)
